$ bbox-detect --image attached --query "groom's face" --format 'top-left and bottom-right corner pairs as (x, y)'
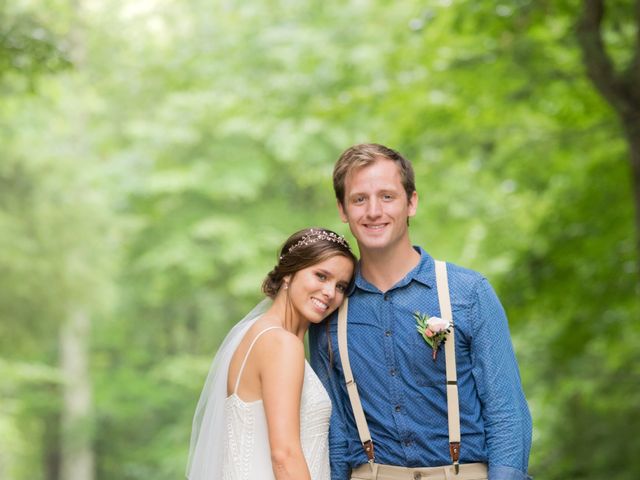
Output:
(337, 158), (417, 254)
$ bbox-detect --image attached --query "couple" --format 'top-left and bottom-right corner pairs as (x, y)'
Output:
(187, 144), (532, 480)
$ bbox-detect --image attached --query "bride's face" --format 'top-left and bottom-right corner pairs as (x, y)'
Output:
(287, 254), (353, 325)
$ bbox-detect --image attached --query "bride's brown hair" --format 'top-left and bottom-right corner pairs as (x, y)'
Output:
(262, 227), (356, 299)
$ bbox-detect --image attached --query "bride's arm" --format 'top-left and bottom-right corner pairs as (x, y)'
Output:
(261, 330), (312, 480)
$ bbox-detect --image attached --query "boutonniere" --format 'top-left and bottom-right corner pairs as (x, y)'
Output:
(414, 312), (452, 361)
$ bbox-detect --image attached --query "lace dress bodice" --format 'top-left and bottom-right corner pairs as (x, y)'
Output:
(222, 328), (331, 480)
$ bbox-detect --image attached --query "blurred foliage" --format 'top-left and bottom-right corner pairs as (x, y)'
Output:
(0, 1), (72, 91)
(0, 0), (638, 479)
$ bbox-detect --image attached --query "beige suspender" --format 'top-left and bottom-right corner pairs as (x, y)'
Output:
(435, 260), (461, 472)
(337, 260), (461, 472)
(338, 298), (375, 462)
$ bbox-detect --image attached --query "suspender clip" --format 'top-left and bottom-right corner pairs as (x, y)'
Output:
(363, 439), (375, 463)
(449, 441), (460, 474)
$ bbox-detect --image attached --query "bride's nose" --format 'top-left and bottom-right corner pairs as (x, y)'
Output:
(321, 283), (336, 300)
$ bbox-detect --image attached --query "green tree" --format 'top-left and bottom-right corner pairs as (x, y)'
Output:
(0, 1), (70, 87)
(2, 1), (638, 479)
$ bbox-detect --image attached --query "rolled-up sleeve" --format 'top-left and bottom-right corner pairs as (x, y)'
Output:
(490, 464), (533, 480)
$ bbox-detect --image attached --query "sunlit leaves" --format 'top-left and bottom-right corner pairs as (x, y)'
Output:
(1, 0), (639, 479)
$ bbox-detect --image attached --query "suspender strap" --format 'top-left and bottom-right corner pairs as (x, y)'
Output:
(435, 260), (461, 473)
(337, 260), (461, 471)
(337, 297), (375, 463)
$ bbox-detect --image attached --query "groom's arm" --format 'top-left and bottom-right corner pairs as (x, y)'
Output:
(309, 323), (351, 480)
(470, 278), (533, 480)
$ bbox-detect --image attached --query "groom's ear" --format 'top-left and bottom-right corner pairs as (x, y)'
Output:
(337, 200), (348, 223)
(408, 190), (418, 217)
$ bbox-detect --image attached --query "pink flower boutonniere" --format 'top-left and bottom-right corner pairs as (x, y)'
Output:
(414, 311), (452, 361)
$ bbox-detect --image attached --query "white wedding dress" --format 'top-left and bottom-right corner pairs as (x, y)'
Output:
(222, 327), (332, 480)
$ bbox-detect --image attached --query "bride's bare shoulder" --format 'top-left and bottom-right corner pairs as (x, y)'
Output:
(249, 317), (303, 357)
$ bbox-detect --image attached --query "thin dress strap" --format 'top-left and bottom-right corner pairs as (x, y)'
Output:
(233, 326), (283, 395)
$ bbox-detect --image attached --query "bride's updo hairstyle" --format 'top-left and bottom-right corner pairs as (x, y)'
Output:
(262, 227), (356, 299)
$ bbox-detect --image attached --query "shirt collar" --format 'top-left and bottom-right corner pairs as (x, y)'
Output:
(347, 246), (434, 296)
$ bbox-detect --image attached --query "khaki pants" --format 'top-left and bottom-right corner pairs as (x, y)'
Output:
(350, 462), (488, 480)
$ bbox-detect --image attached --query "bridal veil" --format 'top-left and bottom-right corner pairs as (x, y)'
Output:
(186, 299), (271, 479)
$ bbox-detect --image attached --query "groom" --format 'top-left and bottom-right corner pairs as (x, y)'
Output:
(309, 144), (532, 480)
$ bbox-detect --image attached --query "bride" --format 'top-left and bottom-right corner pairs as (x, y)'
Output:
(187, 228), (356, 480)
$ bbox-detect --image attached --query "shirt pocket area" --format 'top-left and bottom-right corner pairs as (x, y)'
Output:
(409, 328), (449, 387)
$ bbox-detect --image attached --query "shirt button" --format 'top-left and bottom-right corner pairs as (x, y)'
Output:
(404, 439), (412, 446)
(395, 405), (401, 412)
(385, 330), (392, 337)
(383, 293), (390, 301)
(389, 368), (396, 376)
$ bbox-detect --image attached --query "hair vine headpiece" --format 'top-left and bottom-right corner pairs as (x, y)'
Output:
(280, 229), (349, 260)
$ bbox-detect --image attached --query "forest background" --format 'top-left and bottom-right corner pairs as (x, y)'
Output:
(1, 0), (639, 479)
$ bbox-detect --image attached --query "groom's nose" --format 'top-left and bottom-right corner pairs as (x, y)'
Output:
(366, 198), (382, 218)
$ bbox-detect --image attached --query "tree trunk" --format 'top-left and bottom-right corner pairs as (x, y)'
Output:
(43, 411), (61, 480)
(59, 308), (94, 480)
(59, 3), (96, 478)
(622, 116), (640, 279)
(577, 0), (640, 278)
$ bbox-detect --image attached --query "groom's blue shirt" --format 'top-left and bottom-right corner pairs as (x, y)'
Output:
(309, 247), (532, 480)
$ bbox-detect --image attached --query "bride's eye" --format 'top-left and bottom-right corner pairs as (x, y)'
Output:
(316, 272), (327, 281)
